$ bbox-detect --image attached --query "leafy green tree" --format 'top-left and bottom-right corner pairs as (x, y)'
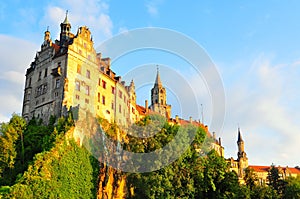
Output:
(267, 165), (286, 195)
(0, 114), (26, 182)
(283, 176), (300, 199)
(244, 167), (258, 190)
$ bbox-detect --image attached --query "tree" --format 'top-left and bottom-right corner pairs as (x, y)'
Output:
(283, 176), (300, 199)
(0, 114), (26, 177)
(244, 167), (258, 190)
(267, 165), (286, 196)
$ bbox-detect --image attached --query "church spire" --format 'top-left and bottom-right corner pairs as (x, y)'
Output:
(237, 127), (243, 142)
(155, 65), (162, 87)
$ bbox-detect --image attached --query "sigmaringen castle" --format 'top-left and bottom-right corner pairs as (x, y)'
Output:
(21, 13), (300, 185)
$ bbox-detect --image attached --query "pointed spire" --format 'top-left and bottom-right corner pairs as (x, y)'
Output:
(155, 65), (162, 87)
(237, 127), (243, 142)
(62, 10), (70, 24)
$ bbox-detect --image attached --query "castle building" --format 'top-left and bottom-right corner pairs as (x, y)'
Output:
(22, 13), (137, 126)
(228, 128), (300, 184)
(21, 13), (224, 156)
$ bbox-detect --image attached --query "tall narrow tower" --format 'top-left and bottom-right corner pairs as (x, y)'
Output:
(149, 67), (171, 118)
(60, 11), (72, 46)
(151, 68), (167, 106)
(237, 128), (248, 178)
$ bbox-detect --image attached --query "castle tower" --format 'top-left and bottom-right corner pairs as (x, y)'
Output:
(41, 27), (52, 49)
(237, 128), (248, 178)
(128, 79), (136, 106)
(151, 68), (167, 106)
(149, 68), (171, 118)
(60, 11), (72, 45)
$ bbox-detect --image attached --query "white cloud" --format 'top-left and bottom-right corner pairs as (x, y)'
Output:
(146, 3), (158, 17)
(221, 54), (300, 166)
(42, 0), (113, 45)
(0, 34), (38, 122)
(0, 71), (24, 85)
(145, 0), (164, 17)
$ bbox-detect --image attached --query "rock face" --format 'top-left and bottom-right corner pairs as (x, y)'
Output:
(98, 164), (126, 199)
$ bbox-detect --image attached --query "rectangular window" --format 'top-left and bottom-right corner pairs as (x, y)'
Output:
(28, 77), (32, 87)
(44, 68), (48, 77)
(86, 70), (90, 79)
(85, 98), (89, 104)
(55, 79), (60, 89)
(85, 85), (90, 96)
(77, 64), (81, 74)
(111, 86), (115, 94)
(119, 91), (122, 99)
(98, 78), (101, 86)
(75, 80), (80, 91)
(111, 101), (114, 109)
(102, 96), (105, 105)
(76, 95), (80, 100)
(102, 80), (106, 89)
(119, 105), (122, 113)
(38, 71), (42, 81)
(42, 84), (47, 94)
(124, 96), (126, 103)
(98, 92), (100, 103)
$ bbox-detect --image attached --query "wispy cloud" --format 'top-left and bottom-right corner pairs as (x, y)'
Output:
(221, 54), (300, 166)
(0, 34), (38, 122)
(145, 0), (164, 17)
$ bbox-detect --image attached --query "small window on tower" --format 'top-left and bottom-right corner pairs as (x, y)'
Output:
(102, 96), (106, 105)
(102, 80), (106, 89)
(75, 80), (80, 91)
(111, 86), (115, 94)
(28, 77), (32, 87)
(44, 68), (48, 77)
(38, 71), (42, 81)
(55, 79), (61, 89)
(86, 70), (90, 79)
(77, 64), (81, 74)
(85, 85), (90, 96)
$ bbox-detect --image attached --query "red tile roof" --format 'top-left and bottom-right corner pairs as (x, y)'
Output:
(249, 165), (300, 174)
(136, 105), (146, 115)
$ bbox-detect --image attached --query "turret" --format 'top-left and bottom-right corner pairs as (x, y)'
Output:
(41, 27), (52, 49)
(60, 10), (72, 46)
(151, 67), (167, 106)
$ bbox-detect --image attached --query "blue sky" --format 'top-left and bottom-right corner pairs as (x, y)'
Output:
(0, 0), (300, 167)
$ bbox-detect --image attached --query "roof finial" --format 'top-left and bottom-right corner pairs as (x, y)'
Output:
(47, 26), (49, 32)
(66, 10), (68, 17)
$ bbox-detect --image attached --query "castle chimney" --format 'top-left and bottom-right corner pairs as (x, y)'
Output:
(175, 115), (179, 123)
(145, 100), (148, 112)
(189, 116), (193, 123)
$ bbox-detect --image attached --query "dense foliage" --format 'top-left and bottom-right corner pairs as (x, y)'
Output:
(0, 113), (299, 198)
(0, 113), (99, 198)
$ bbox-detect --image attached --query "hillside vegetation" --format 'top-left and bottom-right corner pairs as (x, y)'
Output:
(0, 113), (299, 198)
